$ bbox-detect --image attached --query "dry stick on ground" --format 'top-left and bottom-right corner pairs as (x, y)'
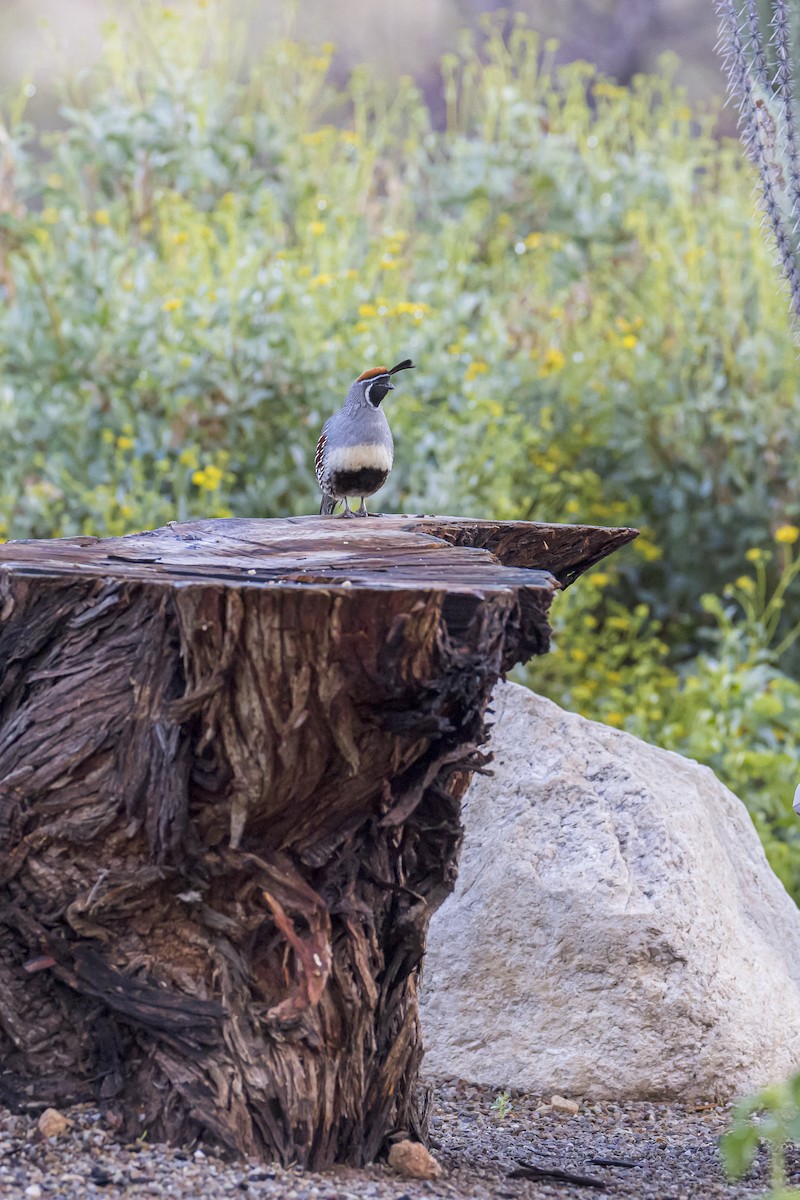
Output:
(0, 515), (636, 1167)
(509, 1159), (608, 1188)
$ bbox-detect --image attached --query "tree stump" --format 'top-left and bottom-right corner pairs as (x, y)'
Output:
(0, 515), (635, 1166)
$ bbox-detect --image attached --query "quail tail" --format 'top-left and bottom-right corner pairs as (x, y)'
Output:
(320, 493), (337, 516)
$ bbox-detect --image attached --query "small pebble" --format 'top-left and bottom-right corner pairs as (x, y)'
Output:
(37, 1108), (72, 1138)
(387, 1140), (442, 1180)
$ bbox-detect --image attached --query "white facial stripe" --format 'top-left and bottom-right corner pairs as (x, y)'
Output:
(365, 377), (388, 404)
(326, 443), (393, 473)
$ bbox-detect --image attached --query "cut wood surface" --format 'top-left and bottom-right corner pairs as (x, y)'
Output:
(0, 514), (635, 588)
(0, 515), (635, 1167)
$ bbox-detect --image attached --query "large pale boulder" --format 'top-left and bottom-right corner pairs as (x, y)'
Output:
(420, 682), (800, 1098)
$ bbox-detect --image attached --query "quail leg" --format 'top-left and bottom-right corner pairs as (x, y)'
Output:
(340, 499), (356, 518)
(356, 497), (369, 517)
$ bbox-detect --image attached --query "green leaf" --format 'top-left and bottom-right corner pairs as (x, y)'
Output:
(720, 1125), (761, 1180)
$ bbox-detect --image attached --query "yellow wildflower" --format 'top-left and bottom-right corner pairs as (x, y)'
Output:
(745, 547), (764, 562)
(620, 334), (638, 349)
(171, 231), (189, 245)
(308, 221), (325, 236)
(340, 130), (360, 145)
(179, 447), (200, 469)
(464, 360), (489, 383)
(570, 647), (588, 663)
(394, 301), (430, 317)
(594, 82), (626, 100)
(447, 341), (463, 355)
(605, 712), (625, 727)
(538, 347), (566, 377)
(591, 572), (610, 588)
(162, 297), (183, 312)
(310, 273), (334, 288)
(116, 435), (134, 451)
(42, 207), (59, 225)
(101, 429), (115, 445)
(94, 209), (111, 226)
(634, 537), (662, 562)
(735, 575), (755, 592)
(607, 615), (629, 631)
(192, 464), (224, 491)
(525, 232), (542, 249)
(359, 304), (377, 318)
(775, 524), (800, 544)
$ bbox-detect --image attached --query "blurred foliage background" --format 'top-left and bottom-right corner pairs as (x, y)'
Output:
(0, 0), (723, 117)
(2, 1), (800, 898)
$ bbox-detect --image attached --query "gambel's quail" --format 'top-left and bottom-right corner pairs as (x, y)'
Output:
(315, 358), (415, 517)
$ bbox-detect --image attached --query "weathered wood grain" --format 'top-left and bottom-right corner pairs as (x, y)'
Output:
(0, 515), (635, 1166)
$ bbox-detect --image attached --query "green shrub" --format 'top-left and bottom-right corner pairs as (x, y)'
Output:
(523, 525), (800, 898)
(1, 8), (797, 582)
(1, 4), (799, 894)
(722, 1071), (800, 1198)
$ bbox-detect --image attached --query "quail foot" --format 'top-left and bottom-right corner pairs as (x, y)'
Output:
(315, 359), (415, 517)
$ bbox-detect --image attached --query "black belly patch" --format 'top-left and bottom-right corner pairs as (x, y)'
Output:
(329, 467), (389, 497)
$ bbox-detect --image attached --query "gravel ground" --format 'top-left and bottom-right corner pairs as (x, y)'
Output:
(0, 1079), (774, 1199)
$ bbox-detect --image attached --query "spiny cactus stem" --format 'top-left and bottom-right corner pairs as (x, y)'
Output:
(746, 0), (769, 88)
(717, 0), (800, 320)
(761, 168), (800, 316)
(719, 1), (761, 154)
(772, 0), (800, 221)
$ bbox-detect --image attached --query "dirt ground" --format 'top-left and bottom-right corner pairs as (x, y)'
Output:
(0, 1078), (772, 1200)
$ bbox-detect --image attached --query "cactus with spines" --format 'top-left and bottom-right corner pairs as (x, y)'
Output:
(717, 0), (800, 319)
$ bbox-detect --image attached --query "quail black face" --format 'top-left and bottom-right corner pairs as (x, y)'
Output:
(365, 378), (393, 407)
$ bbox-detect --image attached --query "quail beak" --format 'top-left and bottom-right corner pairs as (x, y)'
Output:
(385, 381), (395, 391)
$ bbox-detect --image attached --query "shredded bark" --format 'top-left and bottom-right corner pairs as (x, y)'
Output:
(0, 516), (635, 1166)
